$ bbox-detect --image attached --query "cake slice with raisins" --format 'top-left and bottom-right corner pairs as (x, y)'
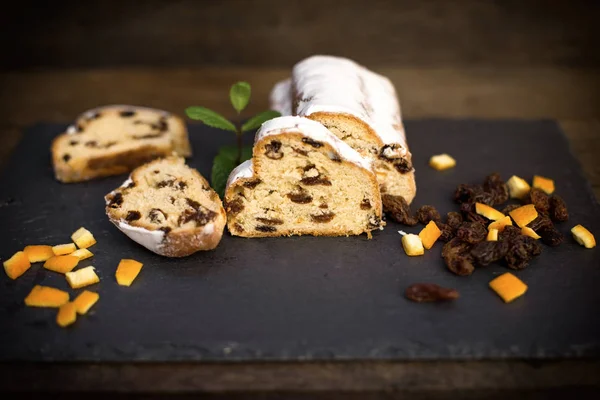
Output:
(224, 116), (384, 238)
(105, 157), (226, 257)
(52, 105), (192, 183)
(269, 55), (416, 204)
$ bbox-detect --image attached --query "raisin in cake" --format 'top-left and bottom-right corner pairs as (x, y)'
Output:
(105, 157), (226, 257)
(224, 116), (384, 238)
(52, 105), (192, 183)
(269, 55), (416, 204)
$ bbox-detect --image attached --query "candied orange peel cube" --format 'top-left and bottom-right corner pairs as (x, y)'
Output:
(509, 204), (538, 228)
(73, 290), (99, 315)
(532, 175), (555, 194)
(71, 248), (93, 261)
(429, 154), (456, 171)
(506, 175), (531, 199)
(488, 215), (513, 232)
(24, 285), (69, 308)
(56, 302), (77, 328)
(418, 221), (442, 250)
(489, 273), (528, 303)
(521, 226), (541, 240)
(71, 227), (96, 249)
(23, 245), (54, 263)
(116, 259), (144, 286)
(571, 224), (596, 249)
(487, 228), (499, 241)
(44, 255), (79, 274)
(401, 233), (424, 256)
(3, 251), (31, 280)
(66, 266), (100, 289)
(475, 203), (505, 221)
(52, 243), (76, 256)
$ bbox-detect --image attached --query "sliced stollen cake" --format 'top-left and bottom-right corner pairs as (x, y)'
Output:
(269, 55), (416, 204)
(224, 116), (384, 238)
(105, 157), (226, 257)
(52, 105), (192, 183)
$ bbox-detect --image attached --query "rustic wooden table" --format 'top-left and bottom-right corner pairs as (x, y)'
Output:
(1, 67), (599, 398)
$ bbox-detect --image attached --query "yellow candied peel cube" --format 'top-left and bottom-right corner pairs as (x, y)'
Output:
(521, 226), (541, 240)
(73, 290), (100, 315)
(488, 215), (513, 232)
(429, 154), (456, 171)
(506, 175), (531, 199)
(23, 245), (55, 263)
(3, 251), (31, 280)
(509, 204), (538, 228)
(489, 272), (528, 303)
(24, 285), (69, 308)
(44, 255), (79, 274)
(532, 175), (555, 194)
(71, 248), (93, 261)
(418, 221), (442, 250)
(65, 266), (100, 289)
(487, 229), (499, 241)
(56, 302), (77, 328)
(475, 203), (505, 221)
(71, 227), (96, 249)
(116, 259), (144, 286)
(52, 243), (77, 256)
(571, 224), (596, 249)
(401, 233), (425, 256)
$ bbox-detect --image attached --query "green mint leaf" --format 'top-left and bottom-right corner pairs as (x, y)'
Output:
(230, 81), (251, 113)
(211, 152), (237, 199)
(241, 110), (282, 132)
(185, 106), (237, 132)
(211, 145), (254, 198)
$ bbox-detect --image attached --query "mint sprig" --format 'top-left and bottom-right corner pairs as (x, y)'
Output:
(185, 81), (281, 198)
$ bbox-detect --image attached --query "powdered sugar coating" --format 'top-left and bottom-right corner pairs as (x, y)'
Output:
(226, 159), (254, 187)
(270, 55), (408, 154)
(117, 222), (165, 253)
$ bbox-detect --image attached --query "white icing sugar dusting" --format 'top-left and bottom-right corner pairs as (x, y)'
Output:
(117, 222), (165, 253)
(66, 125), (77, 134)
(255, 116), (372, 171)
(226, 159), (254, 187)
(203, 223), (215, 236)
(270, 55), (408, 153)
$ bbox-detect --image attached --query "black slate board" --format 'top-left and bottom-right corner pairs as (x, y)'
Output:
(1, 119), (599, 362)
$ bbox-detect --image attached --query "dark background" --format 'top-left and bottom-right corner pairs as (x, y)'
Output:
(1, 0), (598, 71)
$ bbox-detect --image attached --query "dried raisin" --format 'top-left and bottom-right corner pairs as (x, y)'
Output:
(442, 238), (475, 276)
(483, 173), (509, 205)
(435, 222), (455, 242)
(416, 205), (441, 224)
(446, 212), (463, 230)
(527, 215), (553, 232)
(526, 188), (550, 213)
(549, 195), (569, 222)
(456, 222), (488, 244)
(499, 225), (522, 242)
(382, 194), (418, 226)
(470, 240), (509, 267)
(460, 202), (489, 225)
(539, 226), (564, 246)
(405, 283), (460, 303)
(504, 235), (542, 270)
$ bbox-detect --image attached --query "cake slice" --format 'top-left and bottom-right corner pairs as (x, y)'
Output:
(52, 105), (192, 183)
(224, 116), (384, 238)
(105, 157), (226, 257)
(269, 55), (416, 204)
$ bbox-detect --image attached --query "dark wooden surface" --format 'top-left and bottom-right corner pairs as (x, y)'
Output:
(1, 0), (599, 398)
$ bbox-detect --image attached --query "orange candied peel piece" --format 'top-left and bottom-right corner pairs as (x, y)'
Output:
(3, 251), (31, 280)
(509, 204), (538, 228)
(23, 245), (55, 263)
(429, 154), (456, 171)
(488, 215), (513, 232)
(532, 175), (555, 194)
(73, 290), (100, 315)
(571, 224), (596, 249)
(418, 221), (442, 250)
(475, 203), (505, 221)
(506, 175), (531, 199)
(52, 243), (77, 256)
(71, 248), (93, 261)
(56, 302), (77, 328)
(24, 285), (69, 308)
(489, 272), (528, 303)
(65, 266), (100, 289)
(71, 227), (97, 249)
(44, 255), (79, 274)
(521, 226), (541, 240)
(487, 228), (499, 241)
(116, 259), (144, 286)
